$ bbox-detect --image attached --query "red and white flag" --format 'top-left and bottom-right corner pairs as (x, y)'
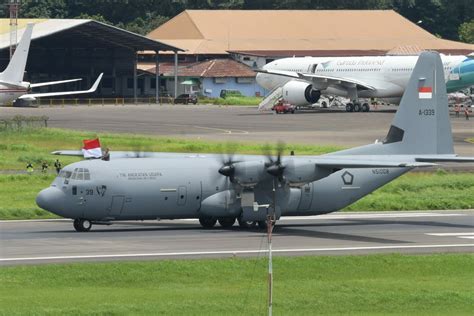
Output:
(82, 138), (102, 158)
(418, 86), (432, 99)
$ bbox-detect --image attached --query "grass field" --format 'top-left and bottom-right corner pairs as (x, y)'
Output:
(198, 96), (263, 105)
(0, 127), (342, 170)
(0, 254), (473, 315)
(1, 171), (473, 220)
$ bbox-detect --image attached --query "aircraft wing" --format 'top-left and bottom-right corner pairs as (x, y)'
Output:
(315, 160), (436, 169)
(29, 78), (82, 88)
(256, 69), (376, 91)
(19, 73), (103, 100)
(415, 156), (474, 163)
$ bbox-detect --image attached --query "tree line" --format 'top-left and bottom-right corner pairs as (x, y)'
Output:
(3, 0), (473, 43)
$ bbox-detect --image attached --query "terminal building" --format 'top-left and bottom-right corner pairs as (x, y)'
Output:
(144, 10), (473, 97)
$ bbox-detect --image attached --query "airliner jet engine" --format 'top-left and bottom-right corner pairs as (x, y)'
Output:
(281, 81), (320, 106)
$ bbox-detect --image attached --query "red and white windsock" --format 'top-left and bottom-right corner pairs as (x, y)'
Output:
(418, 86), (433, 99)
(82, 138), (102, 158)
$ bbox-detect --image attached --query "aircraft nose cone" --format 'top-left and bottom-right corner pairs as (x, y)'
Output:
(36, 187), (64, 213)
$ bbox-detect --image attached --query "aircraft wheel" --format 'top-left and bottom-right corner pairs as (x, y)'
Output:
(238, 218), (256, 228)
(362, 103), (370, 112)
(321, 101), (328, 108)
(73, 218), (92, 232)
(345, 103), (354, 112)
(353, 103), (362, 112)
(218, 217), (236, 228)
(199, 217), (217, 229)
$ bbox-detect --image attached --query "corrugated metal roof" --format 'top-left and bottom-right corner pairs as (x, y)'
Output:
(0, 19), (184, 51)
(147, 10), (473, 55)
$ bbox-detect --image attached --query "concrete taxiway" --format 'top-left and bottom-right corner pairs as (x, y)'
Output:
(1, 104), (472, 155)
(1, 210), (472, 265)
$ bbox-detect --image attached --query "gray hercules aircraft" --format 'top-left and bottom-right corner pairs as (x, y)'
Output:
(37, 52), (474, 232)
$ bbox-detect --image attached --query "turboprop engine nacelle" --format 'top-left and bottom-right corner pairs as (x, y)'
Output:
(233, 160), (267, 187)
(200, 190), (241, 217)
(284, 159), (333, 187)
(282, 81), (321, 106)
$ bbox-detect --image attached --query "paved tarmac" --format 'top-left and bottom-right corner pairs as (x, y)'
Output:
(1, 104), (472, 155)
(1, 210), (473, 265)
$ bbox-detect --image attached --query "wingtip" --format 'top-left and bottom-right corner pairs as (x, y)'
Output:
(90, 73), (104, 92)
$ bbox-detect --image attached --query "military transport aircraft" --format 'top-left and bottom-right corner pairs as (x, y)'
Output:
(0, 23), (103, 106)
(36, 52), (474, 232)
(256, 53), (474, 112)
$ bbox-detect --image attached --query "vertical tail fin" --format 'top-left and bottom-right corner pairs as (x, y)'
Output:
(334, 51), (454, 156)
(385, 51), (454, 154)
(0, 23), (34, 84)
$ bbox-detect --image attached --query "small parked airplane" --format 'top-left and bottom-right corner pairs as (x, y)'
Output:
(0, 23), (102, 106)
(37, 51), (474, 232)
(256, 52), (474, 112)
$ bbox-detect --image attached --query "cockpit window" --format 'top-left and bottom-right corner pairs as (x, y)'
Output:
(71, 168), (91, 181)
(59, 170), (72, 179)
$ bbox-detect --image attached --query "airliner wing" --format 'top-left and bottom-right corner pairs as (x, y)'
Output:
(256, 69), (376, 91)
(297, 73), (376, 91)
(29, 78), (82, 88)
(18, 73), (103, 100)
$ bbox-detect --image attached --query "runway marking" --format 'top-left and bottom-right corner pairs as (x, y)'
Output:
(1, 244), (473, 263)
(426, 233), (474, 236)
(426, 233), (474, 240)
(192, 125), (249, 134)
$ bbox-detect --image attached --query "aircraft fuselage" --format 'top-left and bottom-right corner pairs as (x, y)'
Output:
(257, 55), (473, 100)
(37, 156), (407, 222)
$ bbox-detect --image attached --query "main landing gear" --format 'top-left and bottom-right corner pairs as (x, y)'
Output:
(198, 217), (268, 229)
(345, 102), (370, 112)
(73, 218), (92, 232)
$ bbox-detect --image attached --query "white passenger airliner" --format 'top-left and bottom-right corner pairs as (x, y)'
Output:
(256, 53), (474, 112)
(0, 23), (102, 106)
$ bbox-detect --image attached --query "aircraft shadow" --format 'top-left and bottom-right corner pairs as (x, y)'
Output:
(272, 226), (407, 244)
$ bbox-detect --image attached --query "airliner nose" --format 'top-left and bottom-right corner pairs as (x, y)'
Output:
(36, 187), (64, 214)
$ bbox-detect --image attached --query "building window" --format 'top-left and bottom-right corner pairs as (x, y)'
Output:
(236, 77), (253, 84)
(243, 57), (251, 61)
(214, 78), (227, 84)
(150, 78), (156, 89)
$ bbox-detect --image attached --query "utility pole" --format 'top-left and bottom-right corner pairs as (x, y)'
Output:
(267, 180), (277, 316)
(9, 0), (20, 59)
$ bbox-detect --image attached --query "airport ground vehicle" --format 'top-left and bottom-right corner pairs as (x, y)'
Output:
(174, 94), (198, 104)
(272, 101), (296, 114)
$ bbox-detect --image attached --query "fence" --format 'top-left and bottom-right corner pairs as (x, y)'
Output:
(35, 97), (175, 107)
(0, 115), (49, 131)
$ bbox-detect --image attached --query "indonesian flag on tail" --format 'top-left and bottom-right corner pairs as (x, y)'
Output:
(82, 138), (102, 158)
(418, 86), (433, 99)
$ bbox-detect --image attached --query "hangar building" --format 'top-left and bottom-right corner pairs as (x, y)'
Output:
(0, 19), (182, 100)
